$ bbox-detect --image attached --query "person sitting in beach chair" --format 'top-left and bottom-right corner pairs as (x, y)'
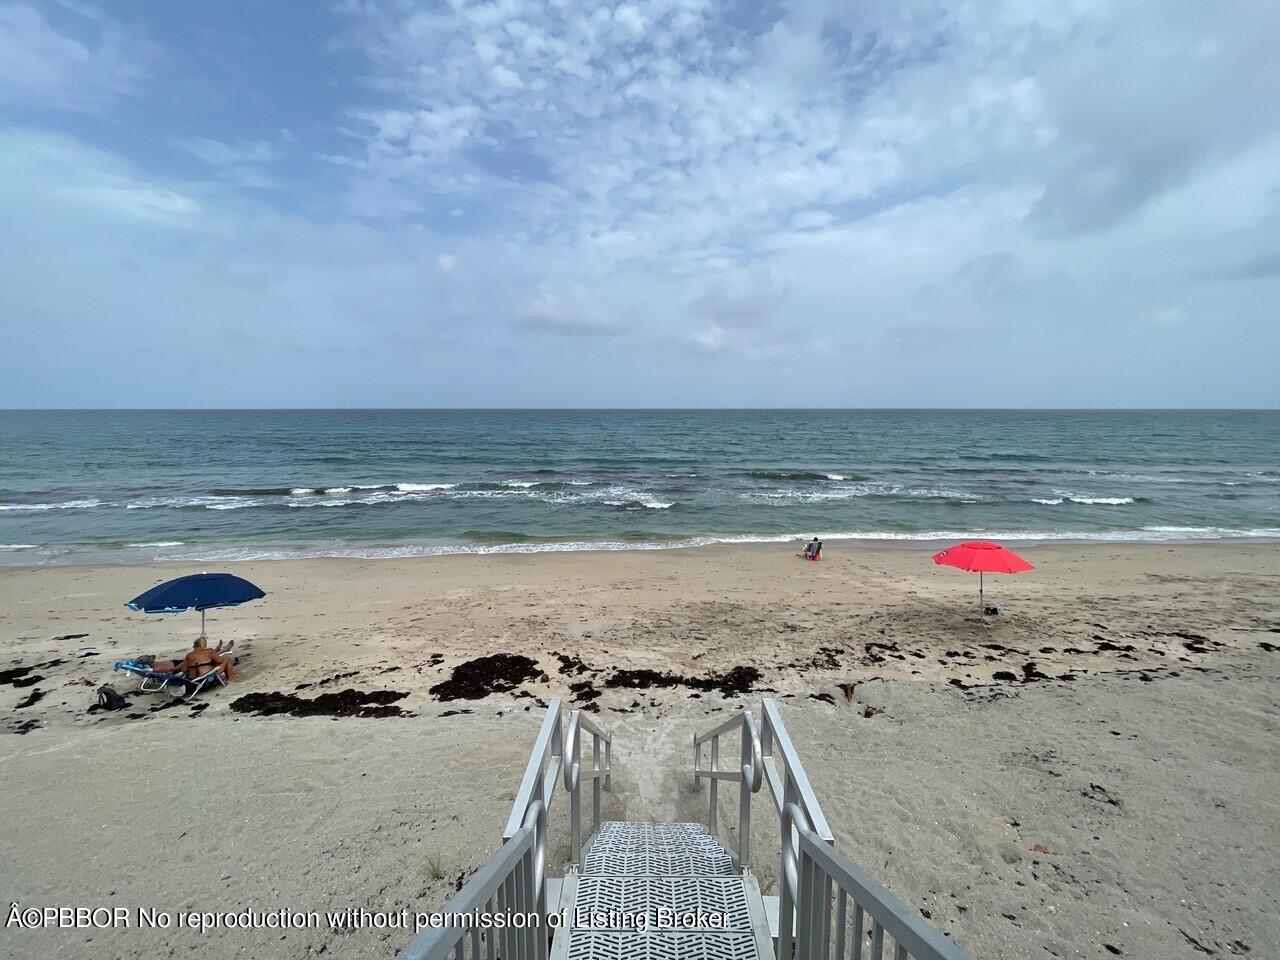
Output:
(114, 637), (237, 701)
(803, 537), (823, 561)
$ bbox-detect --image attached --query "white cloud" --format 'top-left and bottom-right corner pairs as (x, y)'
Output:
(174, 138), (276, 167)
(515, 288), (625, 338)
(0, 3), (150, 111)
(4, 127), (202, 222)
(691, 268), (790, 329)
(686, 324), (726, 354)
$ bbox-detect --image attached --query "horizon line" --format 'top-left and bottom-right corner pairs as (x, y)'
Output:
(2, 406), (1279, 414)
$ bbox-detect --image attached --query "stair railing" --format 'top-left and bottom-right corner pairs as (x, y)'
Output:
(692, 709), (764, 866)
(503, 698), (566, 843)
(696, 700), (969, 959)
(781, 802), (967, 960)
(563, 708), (612, 864)
(399, 699), (614, 960)
(760, 697), (834, 846)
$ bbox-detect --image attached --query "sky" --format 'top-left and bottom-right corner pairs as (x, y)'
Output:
(1, 0), (1278, 408)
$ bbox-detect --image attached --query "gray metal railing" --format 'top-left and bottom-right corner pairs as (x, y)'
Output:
(695, 699), (969, 960)
(761, 698), (834, 846)
(503, 698), (566, 843)
(692, 709), (763, 866)
(398, 700), (611, 960)
(782, 803), (967, 960)
(564, 708), (612, 863)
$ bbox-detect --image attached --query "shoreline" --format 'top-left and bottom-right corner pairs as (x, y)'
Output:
(4, 528), (1280, 570)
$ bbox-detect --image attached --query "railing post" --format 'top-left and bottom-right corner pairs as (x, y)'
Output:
(797, 843), (813, 960)
(592, 733), (602, 837)
(819, 871), (833, 960)
(564, 712), (582, 866)
(739, 717), (752, 868)
(709, 735), (720, 834)
(552, 702), (562, 759)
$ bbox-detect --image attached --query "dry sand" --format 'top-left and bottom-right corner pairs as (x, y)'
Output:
(1, 541), (1278, 959)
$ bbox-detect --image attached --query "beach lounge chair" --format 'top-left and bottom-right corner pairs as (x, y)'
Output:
(112, 660), (227, 701)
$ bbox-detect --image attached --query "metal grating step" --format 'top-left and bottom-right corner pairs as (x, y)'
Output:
(596, 822), (707, 838)
(585, 821), (734, 876)
(587, 835), (727, 855)
(565, 931), (759, 960)
(584, 846), (736, 877)
(586, 829), (737, 880)
(572, 877), (753, 930)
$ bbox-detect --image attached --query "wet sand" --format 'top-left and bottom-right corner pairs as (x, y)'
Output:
(1, 541), (1278, 958)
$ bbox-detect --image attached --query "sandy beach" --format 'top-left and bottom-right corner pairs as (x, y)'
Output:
(2, 541), (1279, 959)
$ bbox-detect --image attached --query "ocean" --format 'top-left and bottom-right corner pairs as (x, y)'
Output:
(1, 410), (1277, 566)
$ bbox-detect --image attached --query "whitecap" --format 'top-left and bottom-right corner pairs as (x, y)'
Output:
(395, 482), (457, 492)
(1032, 497), (1064, 505)
(1069, 496), (1134, 505)
(127, 541), (185, 547)
(0, 498), (101, 512)
(0, 543), (38, 550)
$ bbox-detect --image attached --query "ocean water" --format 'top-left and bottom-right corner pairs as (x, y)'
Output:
(1, 410), (1277, 565)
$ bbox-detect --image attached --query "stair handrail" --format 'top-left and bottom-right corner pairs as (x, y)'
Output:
(781, 802), (968, 960)
(693, 709), (763, 866)
(563, 708), (613, 864)
(503, 698), (565, 842)
(761, 697), (833, 843)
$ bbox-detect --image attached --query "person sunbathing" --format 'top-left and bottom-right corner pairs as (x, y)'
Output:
(149, 637), (237, 682)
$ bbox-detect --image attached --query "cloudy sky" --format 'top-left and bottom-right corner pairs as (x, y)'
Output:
(1, 0), (1278, 407)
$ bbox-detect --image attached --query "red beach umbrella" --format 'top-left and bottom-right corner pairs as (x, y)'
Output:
(933, 541), (1034, 616)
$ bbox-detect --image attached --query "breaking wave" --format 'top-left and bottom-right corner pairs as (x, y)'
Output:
(97, 525), (1280, 565)
(0, 498), (101, 512)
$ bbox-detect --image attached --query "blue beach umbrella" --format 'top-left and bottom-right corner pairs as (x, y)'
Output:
(125, 573), (266, 638)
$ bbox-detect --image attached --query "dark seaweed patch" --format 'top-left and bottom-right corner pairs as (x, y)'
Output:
(604, 665), (759, 696)
(15, 688), (46, 709)
(430, 655), (547, 701)
(0, 665), (35, 686)
(555, 653), (591, 676)
(230, 689), (409, 718)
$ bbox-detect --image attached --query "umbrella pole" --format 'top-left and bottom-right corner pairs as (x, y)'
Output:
(979, 571), (984, 618)
(200, 609), (206, 639)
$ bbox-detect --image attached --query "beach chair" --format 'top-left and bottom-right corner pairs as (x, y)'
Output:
(112, 660), (227, 702)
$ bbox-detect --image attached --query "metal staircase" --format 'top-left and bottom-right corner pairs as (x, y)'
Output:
(397, 700), (968, 960)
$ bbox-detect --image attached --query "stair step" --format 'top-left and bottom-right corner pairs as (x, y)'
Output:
(585, 821), (733, 876)
(565, 931), (759, 960)
(596, 821), (708, 838)
(572, 877), (753, 930)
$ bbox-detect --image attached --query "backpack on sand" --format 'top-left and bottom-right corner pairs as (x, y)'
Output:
(96, 685), (129, 711)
